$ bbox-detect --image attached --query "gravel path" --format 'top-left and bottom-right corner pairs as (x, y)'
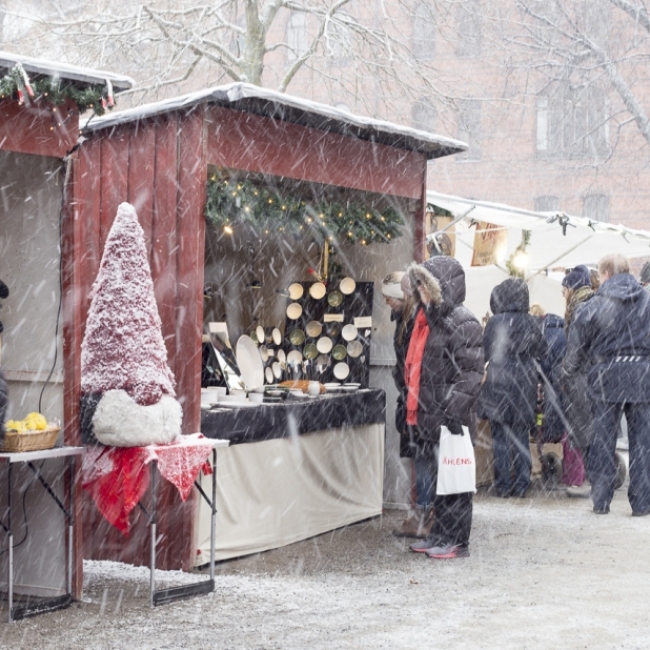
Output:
(2, 484), (649, 650)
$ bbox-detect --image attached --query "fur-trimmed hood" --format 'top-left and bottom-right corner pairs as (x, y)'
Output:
(408, 256), (466, 315)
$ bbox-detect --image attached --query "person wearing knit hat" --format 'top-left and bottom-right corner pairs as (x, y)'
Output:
(562, 265), (591, 292)
(639, 261), (650, 289)
(381, 271), (432, 538)
(559, 264), (594, 498)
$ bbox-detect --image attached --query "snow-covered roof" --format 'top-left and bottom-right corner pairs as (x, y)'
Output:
(427, 190), (650, 271)
(0, 50), (134, 92)
(82, 82), (466, 160)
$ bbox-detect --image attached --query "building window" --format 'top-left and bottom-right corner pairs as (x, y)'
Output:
(411, 98), (437, 132)
(536, 84), (609, 159)
(456, 0), (482, 58)
(534, 195), (560, 212)
(286, 13), (309, 64)
(583, 194), (610, 223)
(457, 99), (481, 161)
(412, 2), (436, 60)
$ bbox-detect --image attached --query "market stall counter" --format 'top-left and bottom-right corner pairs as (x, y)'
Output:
(196, 388), (386, 564)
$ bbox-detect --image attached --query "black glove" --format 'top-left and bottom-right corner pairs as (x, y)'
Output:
(446, 419), (464, 435)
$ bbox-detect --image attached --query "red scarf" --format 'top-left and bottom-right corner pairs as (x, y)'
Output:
(404, 308), (430, 426)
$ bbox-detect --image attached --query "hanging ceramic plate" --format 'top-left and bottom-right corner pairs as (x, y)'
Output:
(249, 330), (259, 344)
(305, 320), (323, 338)
(287, 349), (303, 364)
(316, 336), (333, 354)
(272, 361), (283, 379)
(303, 343), (318, 360)
(276, 349), (286, 364)
(309, 282), (327, 300)
(286, 302), (303, 320)
(315, 354), (330, 369)
(265, 367), (274, 384)
(236, 335), (265, 390)
(259, 345), (270, 362)
(327, 290), (343, 307)
(340, 277), (356, 295)
(333, 362), (350, 380)
(325, 322), (341, 339)
(342, 324), (358, 341)
(332, 344), (347, 361)
(347, 340), (363, 358)
(289, 328), (305, 346)
(256, 326), (265, 345)
(272, 327), (282, 346)
(288, 283), (304, 300)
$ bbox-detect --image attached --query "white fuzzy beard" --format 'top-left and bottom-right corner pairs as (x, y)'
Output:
(92, 389), (182, 447)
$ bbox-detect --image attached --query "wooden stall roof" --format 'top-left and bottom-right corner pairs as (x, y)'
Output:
(0, 50), (134, 92)
(82, 82), (467, 161)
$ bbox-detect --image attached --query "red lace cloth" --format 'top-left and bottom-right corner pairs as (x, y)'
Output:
(82, 433), (215, 535)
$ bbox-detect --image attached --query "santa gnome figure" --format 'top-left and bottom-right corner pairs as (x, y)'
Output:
(80, 202), (182, 447)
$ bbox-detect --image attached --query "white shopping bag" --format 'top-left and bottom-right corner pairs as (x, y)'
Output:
(436, 425), (477, 495)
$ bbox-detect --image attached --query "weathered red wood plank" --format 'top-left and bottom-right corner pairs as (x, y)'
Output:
(205, 106), (425, 200)
(0, 99), (77, 158)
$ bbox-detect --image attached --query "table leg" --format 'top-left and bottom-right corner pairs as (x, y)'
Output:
(67, 456), (73, 596)
(7, 462), (12, 623)
(149, 460), (157, 608)
(210, 448), (216, 584)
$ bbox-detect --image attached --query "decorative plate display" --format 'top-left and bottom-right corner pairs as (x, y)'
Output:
(347, 340), (363, 358)
(287, 349), (303, 364)
(332, 344), (347, 361)
(303, 343), (318, 360)
(316, 336), (333, 354)
(265, 367), (274, 384)
(327, 290), (343, 307)
(340, 277), (356, 295)
(333, 362), (350, 380)
(256, 326), (265, 345)
(235, 335), (265, 390)
(272, 327), (282, 346)
(342, 324), (358, 341)
(276, 349), (286, 364)
(289, 328), (305, 345)
(288, 283), (304, 300)
(309, 282), (327, 299)
(272, 361), (283, 379)
(305, 321), (322, 338)
(286, 302), (303, 320)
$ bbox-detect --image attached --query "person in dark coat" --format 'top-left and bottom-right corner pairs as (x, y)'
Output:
(477, 278), (547, 497)
(559, 265), (594, 496)
(382, 271), (433, 538)
(562, 254), (650, 515)
(405, 256), (484, 559)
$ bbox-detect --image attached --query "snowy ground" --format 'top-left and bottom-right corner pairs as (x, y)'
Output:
(2, 483), (650, 650)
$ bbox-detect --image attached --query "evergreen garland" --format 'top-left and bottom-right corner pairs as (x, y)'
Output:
(0, 64), (115, 117)
(506, 229), (532, 278)
(205, 173), (405, 245)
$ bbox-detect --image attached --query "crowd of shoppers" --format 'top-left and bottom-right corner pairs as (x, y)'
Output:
(384, 250), (650, 560)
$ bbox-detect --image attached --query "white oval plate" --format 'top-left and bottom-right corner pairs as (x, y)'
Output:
(309, 282), (327, 299)
(288, 283), (304, 300)
(342, 324), (358, 341)
(236, 335), (265, 390)
(287, 349), (303, 364)
(286, 302), (303, 320)
(272, 327), (282, 346)
(272, 361), (283, 379)
(316, 336), (333, 354)
(333, 362), (350, 380)
(340, 277), (356, 295)
(276, 349), (286, 364)
(265, 367), (274, 384)
(347, 340), (363, 358)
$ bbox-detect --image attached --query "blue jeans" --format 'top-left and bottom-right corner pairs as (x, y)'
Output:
(491, 421), (531, 496)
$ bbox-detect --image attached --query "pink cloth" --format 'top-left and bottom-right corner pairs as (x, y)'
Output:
(561, 434), (586, 486)
(82, 434), (215, 535)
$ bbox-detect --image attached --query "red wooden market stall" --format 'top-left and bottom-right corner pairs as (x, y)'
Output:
(0, 51), (132, 611)
(65, 83), (466, 570)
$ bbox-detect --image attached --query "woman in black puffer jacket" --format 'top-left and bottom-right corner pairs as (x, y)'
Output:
(406, 256), (484, 559)
(0, 368), (7, 443)
(477, 278), (547, 497)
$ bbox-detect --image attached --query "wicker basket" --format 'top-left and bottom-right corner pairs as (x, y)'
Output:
(1, 426), (61, 453)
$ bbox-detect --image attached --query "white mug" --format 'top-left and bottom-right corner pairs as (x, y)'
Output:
(307, 381), (320, 396)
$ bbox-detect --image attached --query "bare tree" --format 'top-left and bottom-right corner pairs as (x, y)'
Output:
(508, 0), (650, 155)
(1, 0), (471, 120)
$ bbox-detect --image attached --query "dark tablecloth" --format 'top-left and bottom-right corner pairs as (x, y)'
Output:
(200, 389), (386, 445)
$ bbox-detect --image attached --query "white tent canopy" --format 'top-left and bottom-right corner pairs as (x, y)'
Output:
(427, 191), (650, 272)
(426, 191), (650, 319)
